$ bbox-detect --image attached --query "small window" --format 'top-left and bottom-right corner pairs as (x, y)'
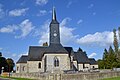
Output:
(54, 57), (59, 67)
(93, 66), (95, 69)
(23, 66), (25, 71)
(83, 64), (85, 68)
(39, 63), (41, 68)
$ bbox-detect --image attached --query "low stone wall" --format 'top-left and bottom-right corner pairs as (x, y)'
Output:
(12, 71), (120, 80)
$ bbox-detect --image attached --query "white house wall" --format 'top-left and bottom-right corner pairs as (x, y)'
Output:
(16, 63), (27, 73)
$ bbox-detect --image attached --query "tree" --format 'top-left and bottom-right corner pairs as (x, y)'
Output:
(6, 58), (15, 72)
(43, 42), (48, 46)
(103, 49), (108, 69)
(0, 52), (2, 57)
(0, 52), (7, 74)
(97, 59), (104, 69)
(113, 29), (119, 53)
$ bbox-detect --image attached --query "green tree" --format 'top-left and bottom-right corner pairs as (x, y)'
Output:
(6, 58), (15, 72)
(103, 48), (108, 69)
(43, 42), (48, 46)
(0, 52), (7, 74)
(113, 29), (119, 53)
(97, 59), (104, 69)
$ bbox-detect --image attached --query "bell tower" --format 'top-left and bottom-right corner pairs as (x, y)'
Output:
(49, 7), (60, 45)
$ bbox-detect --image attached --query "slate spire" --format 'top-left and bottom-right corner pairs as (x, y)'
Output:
(52, 7), (56, 21)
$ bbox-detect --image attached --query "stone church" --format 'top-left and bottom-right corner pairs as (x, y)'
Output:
(16, 8), (98, 73)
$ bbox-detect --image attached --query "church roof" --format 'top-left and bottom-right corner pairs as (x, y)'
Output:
(28, 46), (47, 61)
(73, 51), (90, 64)
(46, 44), (68, 53)
(89, 58), (97, 65)
(17, 55), (28, 63)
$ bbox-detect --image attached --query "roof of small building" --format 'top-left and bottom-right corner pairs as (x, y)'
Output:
(89, 58), (98, 65)
(28, 46), (47, 61)
(73, 50), (90, 64)
(17, 55), (28, 63)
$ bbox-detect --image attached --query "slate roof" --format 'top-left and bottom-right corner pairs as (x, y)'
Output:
(73, 51), (90, 64)
(28, 46), (47, 61)
(89, 58), (98, 65)
(28, 44), (68, 61)
(46, 44), (68, 53)
(17, 55), (28, 63)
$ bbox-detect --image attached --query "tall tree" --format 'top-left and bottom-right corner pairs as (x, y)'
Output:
(6, 58), (15, 72)
(103, 48), (108, 69)
(113, 29), (119, 53)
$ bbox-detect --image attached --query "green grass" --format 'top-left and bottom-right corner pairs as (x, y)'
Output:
(100, 77), (120, 80)
(0, 76), (33, 80)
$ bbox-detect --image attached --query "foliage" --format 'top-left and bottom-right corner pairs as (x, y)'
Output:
(0, 52), (15, 74)
(43, 42), (48, 46)
(6, 58), (15, 72)
(98, 27), (120, 69)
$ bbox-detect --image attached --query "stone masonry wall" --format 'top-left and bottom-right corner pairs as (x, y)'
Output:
(12, 71), (120, 80)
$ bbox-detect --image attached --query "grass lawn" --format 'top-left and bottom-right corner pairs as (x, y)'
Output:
(0, 76), (33, 80)
(100, 77), (120, 80)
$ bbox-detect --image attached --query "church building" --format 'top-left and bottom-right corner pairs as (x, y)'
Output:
(16, 7), (98, 73)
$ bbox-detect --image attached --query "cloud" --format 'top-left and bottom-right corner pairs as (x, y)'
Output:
(67, 1), (72, 8)
(92, 12), (96, 16)
(36, 0), (48, 5)
(0, 4), (5, 19)
(12, 53), (17, 57)
(76, 31), (113, 47)
(0, 47), (3, 51)
(37, 10), (47, 16)
(38, 17), (78, 46)
(0, 25), (18, 33)
(15, 19), (35, 38)
(0, 19), (34, 38)
(77, 19), (83, 24)
(88, 53), (97, 58)
(9, 8), (29, 17)
(88, 4), (94, 9)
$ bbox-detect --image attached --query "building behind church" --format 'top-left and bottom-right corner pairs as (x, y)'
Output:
(16, 7), (98, 73)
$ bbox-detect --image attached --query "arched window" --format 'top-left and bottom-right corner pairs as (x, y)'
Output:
(54, 57), (59, 67)
(23, 66), (25, 71)
(38, 63), (41, 68)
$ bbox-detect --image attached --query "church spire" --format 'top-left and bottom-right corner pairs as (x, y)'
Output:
(52, 7), (57, 21)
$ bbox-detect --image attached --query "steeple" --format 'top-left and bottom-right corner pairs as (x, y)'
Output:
(52, 7), (56, 21)
(51, 7), (58, 24)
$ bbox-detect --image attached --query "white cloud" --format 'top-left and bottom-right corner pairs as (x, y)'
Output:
(0, 25), (18, 33)
(38, 18), (78, 46)
(0, 4), (5, 19)
(37, 10), (47, 16)
(67, 1), (72, 8)
(12, 53), (17, 57)
(93, 12), (96, 16)
(88, 53), (97, 58)
(88, 4), (94, 9)
(36, 0), (48, 5)
(0, 19), (34, 38)
(9, 8), (29, 17)
(76, 31), (113, 47)
(0, 47), (3, 50)
(77, 19), (83, 24)
(38, 20), (49, 45)
(15, 19), (35, 38)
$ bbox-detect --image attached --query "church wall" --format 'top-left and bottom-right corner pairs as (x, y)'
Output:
(27, 61), (42, 73)
(16, 63), (27, 73)
(44, 54), (70, 72)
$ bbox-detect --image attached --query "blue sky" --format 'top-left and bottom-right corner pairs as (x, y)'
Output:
(0, 0), (120, 62)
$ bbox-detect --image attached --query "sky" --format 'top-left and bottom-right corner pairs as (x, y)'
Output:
(0, 0), (120, 63)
